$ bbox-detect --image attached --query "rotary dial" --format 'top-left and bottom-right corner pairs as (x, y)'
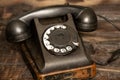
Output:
(43, 24), (79, 55)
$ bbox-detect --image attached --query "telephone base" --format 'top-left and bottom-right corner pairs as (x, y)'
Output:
(21, 43), (96, 80)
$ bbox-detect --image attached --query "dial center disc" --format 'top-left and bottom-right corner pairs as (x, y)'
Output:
(49, 29), (71, 46)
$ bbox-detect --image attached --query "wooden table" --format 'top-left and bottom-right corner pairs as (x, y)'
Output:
(0, 1), (120, 80)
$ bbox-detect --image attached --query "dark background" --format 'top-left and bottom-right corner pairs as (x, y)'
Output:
(0, 0), (120, 80)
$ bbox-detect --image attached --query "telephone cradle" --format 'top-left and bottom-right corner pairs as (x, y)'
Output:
(6, 5), (97, 80)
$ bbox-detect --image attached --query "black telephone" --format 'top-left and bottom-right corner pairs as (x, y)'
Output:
(6, 5), (97, 80)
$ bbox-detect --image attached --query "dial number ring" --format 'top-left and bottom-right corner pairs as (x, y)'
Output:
(43, 24), (79, 55)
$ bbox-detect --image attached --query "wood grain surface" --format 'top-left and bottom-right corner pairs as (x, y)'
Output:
(0, 0), (120, 80)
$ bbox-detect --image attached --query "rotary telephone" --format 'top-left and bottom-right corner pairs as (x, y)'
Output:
(6, 5), (97, 80)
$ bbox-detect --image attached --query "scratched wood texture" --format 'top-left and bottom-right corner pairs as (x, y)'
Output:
(0, 0), (120, 80)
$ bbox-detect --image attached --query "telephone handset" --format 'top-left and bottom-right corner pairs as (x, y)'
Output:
(6, 5), (97, 43)
(6, 5), (97, 79)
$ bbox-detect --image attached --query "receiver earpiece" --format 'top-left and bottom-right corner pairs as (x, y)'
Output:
(6, 20), (32, 42)
(75, 8), (97, 32)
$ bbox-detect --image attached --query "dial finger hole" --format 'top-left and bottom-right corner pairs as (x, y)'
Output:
(50, 26), (55, 30)
(43, 34), (49, 39)
(66, 46), (72, 51)
(47, 45), (54, 50)
(54, 48), (60, 53)
(61, 25), (66, 29)
(55, 25), (61, 28)
(60, 48), (67, 53)
(45, 29), (51, 34)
